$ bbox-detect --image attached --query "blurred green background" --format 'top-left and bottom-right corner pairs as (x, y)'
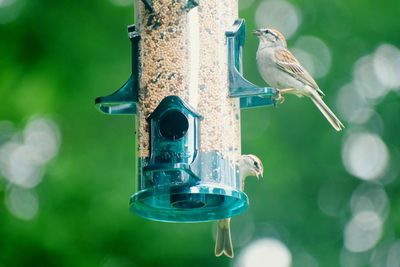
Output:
(1, 0), (400, 266)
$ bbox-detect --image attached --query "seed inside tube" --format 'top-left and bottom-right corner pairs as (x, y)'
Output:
(137, 0), (241, 162)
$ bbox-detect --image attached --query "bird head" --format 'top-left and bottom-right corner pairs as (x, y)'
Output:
(239, 154), (264, 180)
(253, 28), (287, 48)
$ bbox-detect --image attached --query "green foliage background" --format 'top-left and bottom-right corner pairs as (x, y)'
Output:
(1, 0), (400, 266)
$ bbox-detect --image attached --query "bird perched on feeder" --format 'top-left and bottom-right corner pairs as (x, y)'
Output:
(254, 28), (344, 131)
(215, 154), (264, 258)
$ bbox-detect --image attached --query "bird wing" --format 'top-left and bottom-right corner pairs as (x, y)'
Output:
(274, 48), (325, 96)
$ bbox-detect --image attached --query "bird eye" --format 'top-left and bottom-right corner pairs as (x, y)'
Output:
(265, 30), (278, 40)
(254, 162), (259, 168)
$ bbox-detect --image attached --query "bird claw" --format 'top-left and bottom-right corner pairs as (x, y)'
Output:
(273, 90), (285, 105)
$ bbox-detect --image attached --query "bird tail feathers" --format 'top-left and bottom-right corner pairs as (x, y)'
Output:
(310, 93), (344, 131)
(215, 219), (234, 258)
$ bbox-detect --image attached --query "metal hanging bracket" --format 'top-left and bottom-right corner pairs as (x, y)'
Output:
(95, 25), (139, 115)
(226, 19), (279, 109)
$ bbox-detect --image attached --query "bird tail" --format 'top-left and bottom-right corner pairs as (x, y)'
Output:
(310, 93), (344, 131)
(215, 218), (234, 258)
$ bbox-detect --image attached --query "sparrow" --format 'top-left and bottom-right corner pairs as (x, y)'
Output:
(254, 28), (344, 131)
(214, 154), (264, 258)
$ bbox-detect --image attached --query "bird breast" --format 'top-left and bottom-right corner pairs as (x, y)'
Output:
(256, 47), (282, 88)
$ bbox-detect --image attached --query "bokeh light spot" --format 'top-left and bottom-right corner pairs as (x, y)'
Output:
(236, 238), (292, 267)
(342, 132), (389, 181)
(344, 211), (382, 252)
(292, 36), (331, 78)
(8, 144), (44, 188)
(0, 142), (43, 188)
(354, 55), (388, 102)
(350, 183), (389, 220)
(5, 186), (39, 220)
(336, 83), (373, 124)
(0, 116), (61, 188)
(373, 44), (400, 89)
(23, 117), (61, 164)
(255, 0), (301, 39)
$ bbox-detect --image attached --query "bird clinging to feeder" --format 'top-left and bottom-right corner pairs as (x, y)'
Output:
(215, 154), (264, 258)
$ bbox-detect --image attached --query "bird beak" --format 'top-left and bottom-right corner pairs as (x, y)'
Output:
(253, 30), (261, 36)
(256, 171), (263, 179)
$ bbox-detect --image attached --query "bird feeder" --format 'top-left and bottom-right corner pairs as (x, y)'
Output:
(95, 0), (278, 222)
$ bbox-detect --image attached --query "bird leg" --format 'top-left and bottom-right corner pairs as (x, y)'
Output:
(274, 88), (296, 104)
(279, 88), (296, 94)
(274, 93), (285, 104)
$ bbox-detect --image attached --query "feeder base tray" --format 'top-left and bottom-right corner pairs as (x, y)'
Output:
(130, 184), (248, 222)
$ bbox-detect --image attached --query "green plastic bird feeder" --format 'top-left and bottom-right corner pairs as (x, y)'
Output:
(95, 1), (278, 222)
